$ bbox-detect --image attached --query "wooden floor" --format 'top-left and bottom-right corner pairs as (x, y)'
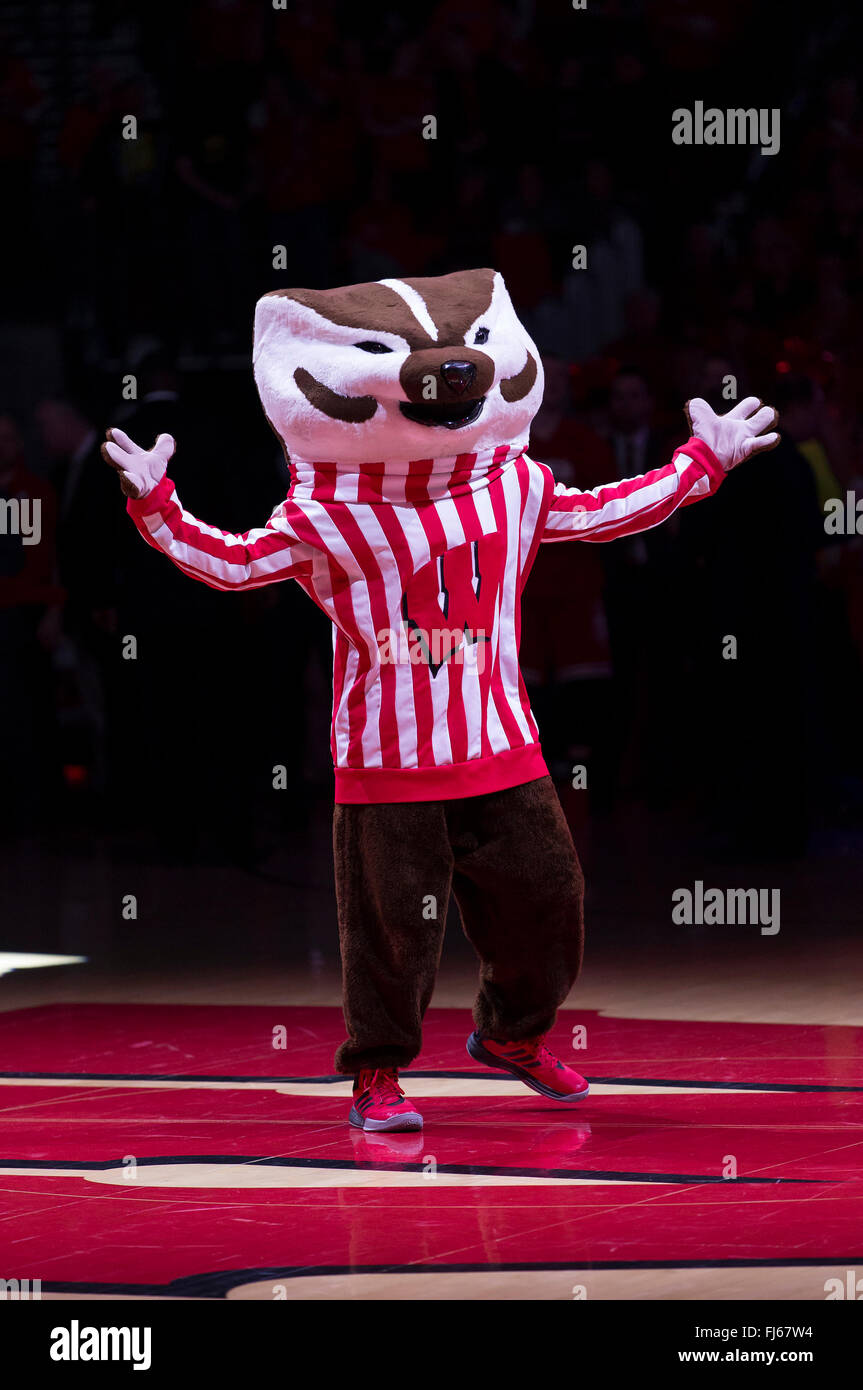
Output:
(1, 810), (862, 1300)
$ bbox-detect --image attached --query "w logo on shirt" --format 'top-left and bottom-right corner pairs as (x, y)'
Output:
(401, 535), (502, 675)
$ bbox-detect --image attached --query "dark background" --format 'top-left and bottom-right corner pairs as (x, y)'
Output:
(2, 0), (863, 972)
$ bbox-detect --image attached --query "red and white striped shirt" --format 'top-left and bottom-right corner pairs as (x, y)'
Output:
(127, 436), (723, 802)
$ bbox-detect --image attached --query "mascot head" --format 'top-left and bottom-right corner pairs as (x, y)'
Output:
(252, 268), (543, 465)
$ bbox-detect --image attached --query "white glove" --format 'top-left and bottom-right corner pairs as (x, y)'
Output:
(101, 428), (175, 500)
(685, 396), (779, 472)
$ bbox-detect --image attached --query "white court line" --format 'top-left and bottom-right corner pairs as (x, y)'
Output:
(0, 1163), (634, 1189)
(0, 1077), (770, 1097)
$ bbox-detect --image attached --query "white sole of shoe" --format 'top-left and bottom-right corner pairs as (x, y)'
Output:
(348, 1105), (424, 1132)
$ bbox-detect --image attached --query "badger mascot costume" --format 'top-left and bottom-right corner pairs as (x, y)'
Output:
(104, 268), (778, 1131)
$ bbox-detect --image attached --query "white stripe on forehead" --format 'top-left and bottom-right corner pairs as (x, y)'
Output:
(378, 278), (439, 342)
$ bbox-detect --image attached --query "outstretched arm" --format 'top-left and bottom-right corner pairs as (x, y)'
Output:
(102, 428), (314, 591)
(540, 397), (779, 544)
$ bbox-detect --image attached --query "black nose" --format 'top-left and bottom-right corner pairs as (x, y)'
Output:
(440, 360), (477, 395)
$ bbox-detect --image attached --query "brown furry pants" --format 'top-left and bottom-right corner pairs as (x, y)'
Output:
(333, 776), (584, 1073)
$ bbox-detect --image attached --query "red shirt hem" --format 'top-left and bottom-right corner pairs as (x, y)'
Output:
(334, 743), (550, 804)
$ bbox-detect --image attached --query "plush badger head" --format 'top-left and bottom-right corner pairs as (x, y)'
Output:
(252, 267), (543, 465)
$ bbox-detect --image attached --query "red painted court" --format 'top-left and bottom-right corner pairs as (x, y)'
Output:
(1, 1003), (860, 1300)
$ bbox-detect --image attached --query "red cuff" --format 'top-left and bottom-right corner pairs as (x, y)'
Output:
(126, 472), (174, 518)
(673, 436), (725, 491)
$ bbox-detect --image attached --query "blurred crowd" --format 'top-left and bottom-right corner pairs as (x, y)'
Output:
(2, 0), (863, 859)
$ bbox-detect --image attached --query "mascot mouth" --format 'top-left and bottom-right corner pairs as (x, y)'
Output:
(399, 397), (486, 430)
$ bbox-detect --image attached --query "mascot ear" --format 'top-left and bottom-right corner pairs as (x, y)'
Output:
(253, 291), (297, 363)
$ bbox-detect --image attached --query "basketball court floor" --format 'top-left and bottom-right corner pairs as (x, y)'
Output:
(1, 804), (862, 1301)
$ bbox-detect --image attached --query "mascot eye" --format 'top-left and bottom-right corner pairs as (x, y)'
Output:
(474, 327), (489, 344)
(355, 341), (392, 353)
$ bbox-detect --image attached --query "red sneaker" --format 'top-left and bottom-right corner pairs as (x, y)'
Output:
(466, 1031), (589, 1101)
(349, 1068), (423, 1131)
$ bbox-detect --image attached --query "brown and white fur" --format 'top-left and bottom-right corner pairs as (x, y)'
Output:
(252, 267), (544, 466)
